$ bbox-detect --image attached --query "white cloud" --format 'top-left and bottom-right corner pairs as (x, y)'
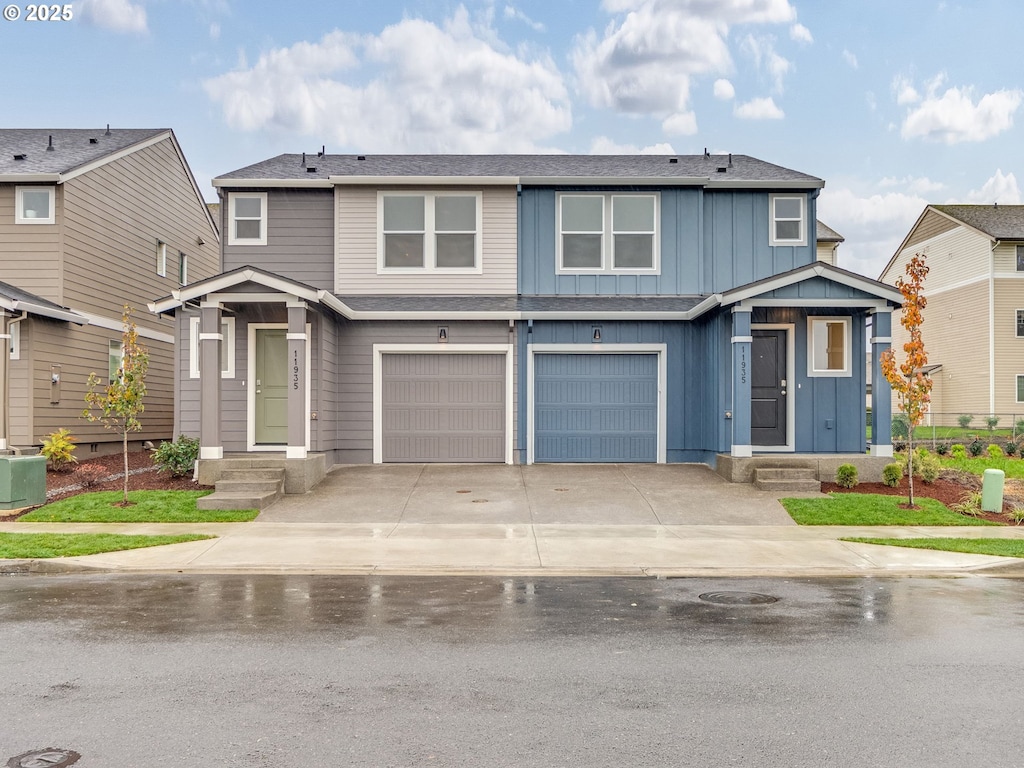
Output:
(503, 5), (545, 32)
(789, 23), (812, 43)
(203, 8), (572, 152)
(842, 49), (858, 69)
(964, 169), (1022, 204)
(734, 96), (784, 119)
(713, 78), (735, 101)
(589, 137), (677, 154)
(900, 78), (1023, 143)
(817, 186), (929, 278)
(740, 34), (791, 92)
(77, 0), (147, 34)
(662, 111), (698, 135)
(878, 176), (945, 195)
(572, 0), (796, 116)
(892, 75), (919, 105)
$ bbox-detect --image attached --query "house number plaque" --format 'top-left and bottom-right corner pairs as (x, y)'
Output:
(740, 347), (747, 385)
(292, 349), (300, 390)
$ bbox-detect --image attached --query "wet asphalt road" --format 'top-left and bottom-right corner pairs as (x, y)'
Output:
(1, 575), (1023, 767)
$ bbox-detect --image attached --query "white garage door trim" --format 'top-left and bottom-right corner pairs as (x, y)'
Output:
(527, 343), (667, 465)
(373, 343), (515, 464)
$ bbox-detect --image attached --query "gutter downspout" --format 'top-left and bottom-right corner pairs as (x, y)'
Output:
(0, 311), (27, 452)
(990, 240), (999, 416)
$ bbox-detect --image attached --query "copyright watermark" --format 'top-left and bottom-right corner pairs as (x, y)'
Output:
(3, 4), (74, 21)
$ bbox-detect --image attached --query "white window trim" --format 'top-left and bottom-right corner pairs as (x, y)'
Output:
(188, 316), (236, 379)
(178, 252), (188, 285)
(376, 191), (483, 274)
(246, 323), (310, 452)
(556, 193), (660, 275)
(1016, 308), (1024, 338)
(108, 340), (124, 383)
(1017, 375), (1024, 404)
(227, 192), (268, 246)
(807, 315), (852, 377)
(15, 186), (55, 225)
(8, 323), (20, 360)
(156, 241), (168, 277)
(769, 193), (807, 247)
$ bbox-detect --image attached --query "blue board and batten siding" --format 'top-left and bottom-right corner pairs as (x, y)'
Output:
(518, 187), (818, 295)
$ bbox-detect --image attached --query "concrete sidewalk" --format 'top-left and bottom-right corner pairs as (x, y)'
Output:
(3, 463), (1024, 577)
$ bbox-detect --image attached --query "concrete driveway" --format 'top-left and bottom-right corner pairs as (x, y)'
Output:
(257, 463), (802, 525)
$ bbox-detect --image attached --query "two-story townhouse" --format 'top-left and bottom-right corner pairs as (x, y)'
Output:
(151, 154), (900, 500)
(881, 204), (1024, 424)
(0, 128), (220, 454)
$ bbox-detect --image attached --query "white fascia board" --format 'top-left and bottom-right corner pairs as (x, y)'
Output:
(212, 178), (333, 188)
(683, 294), (724, 320)
(149, 268), (321, 313)
(704, 179), (825, 189)
(58, 131), (172, 183)
(329, 175), (519, 186)
(0, 173), (61, 182)
(519, 176), (707, 187)
(14, 301), (89, 325)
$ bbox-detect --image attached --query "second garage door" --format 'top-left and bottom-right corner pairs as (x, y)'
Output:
(534, 353), (658, 462)
(381, 353), (506, 462)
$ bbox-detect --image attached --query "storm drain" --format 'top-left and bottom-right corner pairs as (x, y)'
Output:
(7, 749), (81, 768)
(698, 591), (779, 605)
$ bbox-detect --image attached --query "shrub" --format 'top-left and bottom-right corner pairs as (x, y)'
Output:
(835, 464), (858, 489)
(892, 439), (907, 453)
(1017, 419), (1024, 433)
(1011, 505), (1024, 526)
(39, 428), (78, 472)
(988, 444), (1004, 459)
(957, 414), (973, 429)
(151, 435), (200, 478)
(985, 415), (1000, 432)
(968, 439), (985, 457)
(935, 442), (950, 455)
(74, 464), (108, 488)
(891, 414), (910, 439)
(1005, 440), (1019, 457)
(882, 462), (903, 488)
(903, 449), (941, 484)
(951, 491), (983, 517)
(950, 443), (967, 459)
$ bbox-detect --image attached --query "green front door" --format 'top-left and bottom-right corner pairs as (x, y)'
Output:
(255, 328), (288, 445)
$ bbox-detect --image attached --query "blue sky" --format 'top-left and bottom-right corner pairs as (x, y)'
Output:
(3, 0), (1021, 278)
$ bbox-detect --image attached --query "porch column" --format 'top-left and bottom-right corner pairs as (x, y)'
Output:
(731, 307), (753, 457)
(870, 309), (893, 457)
(286, 301), (308, 459)
(198, 303), (223, 460)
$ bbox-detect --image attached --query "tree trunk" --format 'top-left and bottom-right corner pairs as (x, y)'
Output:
(123, 428), (129, 505)
(907, 431), (915, 508)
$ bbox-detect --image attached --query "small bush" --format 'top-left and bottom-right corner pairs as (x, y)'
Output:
(1005, 440), (1019, 457)
(151, 435), (200, 478)
(1016, 419), (1024, 433)
(74, 464), (108, 488)
(893, 439), (907, 453)
(951, 491), (983, 517)
(882, 462), (903, 488)
(891, 414), (910, 439)
(903, 449), (941, 484)
(957, 414), (973, 429)
(985, 415), (1000, 432)
(1011, 505), (1024, 526)
(950, 443), (967, 459)
(968, 439), (985, 457)
(988, 444), (1005, 459)
(835, 464), (858, 489)
(39, 428), (78, 472)
(935, 442), (950, 455)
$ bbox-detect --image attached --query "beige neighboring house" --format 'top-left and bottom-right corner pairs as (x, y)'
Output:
(0, 128), (219, 454)
(880, 204), (1024, 424)
(816, 220), (844, 265)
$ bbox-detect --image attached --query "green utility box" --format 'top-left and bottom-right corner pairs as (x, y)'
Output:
(981, 468), (1005, 513)
(0, 455), (47, 509)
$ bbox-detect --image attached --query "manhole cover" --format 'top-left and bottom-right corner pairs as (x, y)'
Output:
(7, 749), (81, 768)
(698, 591), (778, 605)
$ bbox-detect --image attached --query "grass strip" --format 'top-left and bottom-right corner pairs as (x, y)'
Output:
(843, 537), (1024, 558)
(937, 455), (1024, 479)
(781, 493), (999, 526)
(0, 532), (214, 559)
(21, 491), (258, 523)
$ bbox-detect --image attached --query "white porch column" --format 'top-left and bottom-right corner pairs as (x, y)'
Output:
(286, 301), (308, 459)
(198, 303), (223, 460)
(870, 309), (894, 458)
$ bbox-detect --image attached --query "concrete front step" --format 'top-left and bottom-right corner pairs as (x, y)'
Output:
(197, 468), (286, 511)
(753, 467), (821, 493)
(196, 491), (279, 511)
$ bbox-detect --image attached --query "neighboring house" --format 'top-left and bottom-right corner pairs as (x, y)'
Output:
(151, 153), (900, 493)
(881, 204), (1024, 424)
(0, 128), (220, 454)
(816, 220), (844, 265)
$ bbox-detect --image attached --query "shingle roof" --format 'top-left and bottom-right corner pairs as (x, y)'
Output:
(217, 153), (822, 186)
(0, 128), (167, 176)
(931, 204), (1024, 240)
(816, 220), (844, 242)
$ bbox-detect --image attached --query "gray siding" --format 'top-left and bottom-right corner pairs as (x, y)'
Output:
(222, 189), (335, 289)
(0, 183), (63, 303)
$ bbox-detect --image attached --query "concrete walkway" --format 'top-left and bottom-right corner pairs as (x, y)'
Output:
(3, 463), (1024, 577)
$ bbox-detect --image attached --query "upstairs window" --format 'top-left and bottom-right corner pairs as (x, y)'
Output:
(1016, 309), (1024, 338)
(808, 316), (851, 377)
(558, 193), (659, 273)
(15, 186), (55, 224)
(156, 241), (168, 277)
(178, 252), (188, 285)
(1017, 245), (1024, 271)
(108, 340), (124, 383)
(228, 192), (267, 246)
(378, 192), (481, 272)
(770, 194), (807, 246)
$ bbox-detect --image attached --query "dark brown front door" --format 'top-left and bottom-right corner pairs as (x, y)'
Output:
(751, 330), (787, 446)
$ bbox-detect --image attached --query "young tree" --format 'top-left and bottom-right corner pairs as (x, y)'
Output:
(879, 253), (932, 508)
(82, 306), (149, 505)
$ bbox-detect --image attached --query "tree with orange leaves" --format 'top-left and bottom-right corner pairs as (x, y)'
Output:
(879, 253), (932, 508)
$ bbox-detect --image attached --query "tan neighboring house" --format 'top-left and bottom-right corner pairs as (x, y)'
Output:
(816, 220), (844, 265)
(880, 204), (1024, 424)
(0, 128), (219, 454)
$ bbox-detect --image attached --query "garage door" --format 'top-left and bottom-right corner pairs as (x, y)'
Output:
(534, 353), (658, 462)
(382, 353), (506, 462)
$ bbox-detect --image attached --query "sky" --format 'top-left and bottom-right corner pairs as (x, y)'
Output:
(2, 0), (1021, 279)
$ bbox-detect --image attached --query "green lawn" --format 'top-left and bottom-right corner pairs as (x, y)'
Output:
(843, 537), (1024, 558)
(937, 455), (1024, 479)
(781, 493), (1000, 526)
(21, 491), (258, 523)
(0, 532), (214, 559)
